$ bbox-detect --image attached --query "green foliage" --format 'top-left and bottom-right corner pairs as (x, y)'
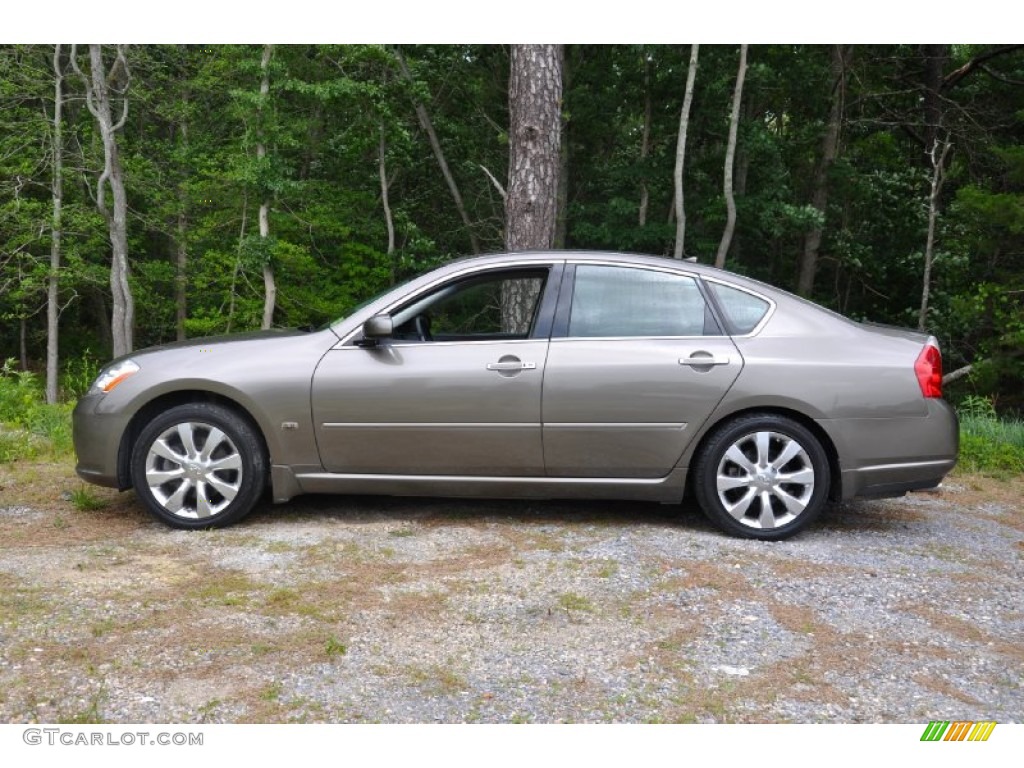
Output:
(0, 359), (75, 461)
(1, 43), (1023, 415)
(957, 396), (1024, 476)
(60, 350), (101, 400)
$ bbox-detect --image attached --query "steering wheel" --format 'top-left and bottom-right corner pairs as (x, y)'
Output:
(413, 314), (433, 342)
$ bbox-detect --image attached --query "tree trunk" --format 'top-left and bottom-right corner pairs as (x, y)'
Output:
(176, 209), (187, 340)
(175, 75), (189, 341)
(73, 44), (134, 357)
(505, 44), (563, 252)
(394, 47), (480, 255)
(258, 44), (276, 330)
(46, 44), (63, 404)
(673, 45), (699, 259)
(638, 52), (652, 227)
(919, 137), (952, 331)
(715, 44), (748, 269)
(797, 45), (850, 296)
(921, 44), (949, 162)
(379, 124), (396, 282)
(227, 195), (248, 335)
(20, 317), (28, 371)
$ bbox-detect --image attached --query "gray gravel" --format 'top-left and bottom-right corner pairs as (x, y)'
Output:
(0, 480), (1021, 723)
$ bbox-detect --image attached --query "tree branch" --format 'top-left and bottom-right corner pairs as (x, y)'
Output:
(68, 44), (99, 119)
(942, 45), (1024, 90)
(111, 47), (130, 132)
(942, 364), (974, 385)
(980, 63), (1024, 86)
(479, 164), (507, 200)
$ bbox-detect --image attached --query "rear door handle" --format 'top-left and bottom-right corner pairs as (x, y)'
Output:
(679, 354), (730, 367)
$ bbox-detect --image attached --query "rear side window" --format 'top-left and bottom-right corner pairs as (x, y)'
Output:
(569, 265), (707, 337)
(708, 282), (770, 334)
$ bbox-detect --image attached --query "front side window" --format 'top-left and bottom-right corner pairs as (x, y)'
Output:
(568, 265), (709, 338)
(393, 269), (548, 341)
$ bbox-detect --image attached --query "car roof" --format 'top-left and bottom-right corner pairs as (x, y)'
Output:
(449, 249), (775, 294)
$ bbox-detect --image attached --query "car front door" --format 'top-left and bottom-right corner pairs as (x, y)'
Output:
(542, 262), (743, 478)
(311, 264), (561, 476)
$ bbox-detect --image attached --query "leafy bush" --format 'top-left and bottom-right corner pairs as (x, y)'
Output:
(0, 359), (75, 462)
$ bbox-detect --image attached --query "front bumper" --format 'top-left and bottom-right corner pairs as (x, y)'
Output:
(72, 393), (132, 489)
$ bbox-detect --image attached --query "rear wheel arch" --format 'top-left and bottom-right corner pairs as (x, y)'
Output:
(686, 406), (842, 503)
(691, 411), (834, 540)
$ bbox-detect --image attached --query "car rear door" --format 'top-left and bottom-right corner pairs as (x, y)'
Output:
(541, 262), (743, 478)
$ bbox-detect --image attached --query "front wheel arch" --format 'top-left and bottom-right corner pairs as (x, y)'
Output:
(118, 390), (270, 492)
(129, 401), (268, 529)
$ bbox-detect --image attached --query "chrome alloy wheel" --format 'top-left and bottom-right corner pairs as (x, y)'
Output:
(144, 421), (243, 520)
(715, 430), (815, 530)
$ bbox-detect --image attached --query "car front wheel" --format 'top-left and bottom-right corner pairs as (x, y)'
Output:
(130, 402), (266, 529)
(693, 414), (830, 540)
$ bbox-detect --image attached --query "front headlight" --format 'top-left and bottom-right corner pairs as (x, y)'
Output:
(90, 359), (140, 394)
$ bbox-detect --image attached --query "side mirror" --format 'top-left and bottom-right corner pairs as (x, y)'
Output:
(357, 314), (393, 346)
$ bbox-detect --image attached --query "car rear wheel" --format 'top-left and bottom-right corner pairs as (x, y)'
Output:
(130, 402), (266, 529)
(693, 414), (829, 540)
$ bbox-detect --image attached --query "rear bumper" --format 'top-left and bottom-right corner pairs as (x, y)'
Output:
(819, 399), (959, 501)
(840, 458), (956, 499)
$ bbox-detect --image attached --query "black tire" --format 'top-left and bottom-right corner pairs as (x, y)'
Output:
(130, 402), (267, 529)
(692, 413), (830, 541)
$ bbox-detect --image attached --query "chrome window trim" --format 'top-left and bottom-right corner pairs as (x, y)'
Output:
(331, 337), (547, 351)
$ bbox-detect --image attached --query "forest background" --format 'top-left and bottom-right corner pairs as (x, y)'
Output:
(0, 41), (1021, 450)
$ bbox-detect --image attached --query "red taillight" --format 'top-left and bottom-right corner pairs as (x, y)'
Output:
(915, 343), (943, 398)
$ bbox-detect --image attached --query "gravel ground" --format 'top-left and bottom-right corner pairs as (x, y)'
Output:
(0, 462), (1021, 724)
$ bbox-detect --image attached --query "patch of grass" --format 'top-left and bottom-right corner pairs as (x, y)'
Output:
(956, 396), (1024, 476)
(406, 663), (468, 696)
(250, 642), (278, 656)
(59, 690), (106, 724)
(325, 636), (347, 657)
(70, 486), (107, 511)
(259, 682), (283, 701)
(91, 618), (117, 638)
(262, 586), (334, 621)
(558, 592), (594, 614)
(189, 571), (258, 606)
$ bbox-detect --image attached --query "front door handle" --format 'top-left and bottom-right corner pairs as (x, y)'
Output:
(679, 354), (731, 367)
(487, 361), (536, 372)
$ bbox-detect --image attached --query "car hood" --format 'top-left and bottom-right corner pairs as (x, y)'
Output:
(99, 329), (320, 369)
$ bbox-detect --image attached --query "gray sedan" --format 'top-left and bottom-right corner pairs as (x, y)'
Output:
(73, 251), (958, 540)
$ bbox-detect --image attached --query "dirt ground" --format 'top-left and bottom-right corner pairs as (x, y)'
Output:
(1, 458), (1021, 723)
